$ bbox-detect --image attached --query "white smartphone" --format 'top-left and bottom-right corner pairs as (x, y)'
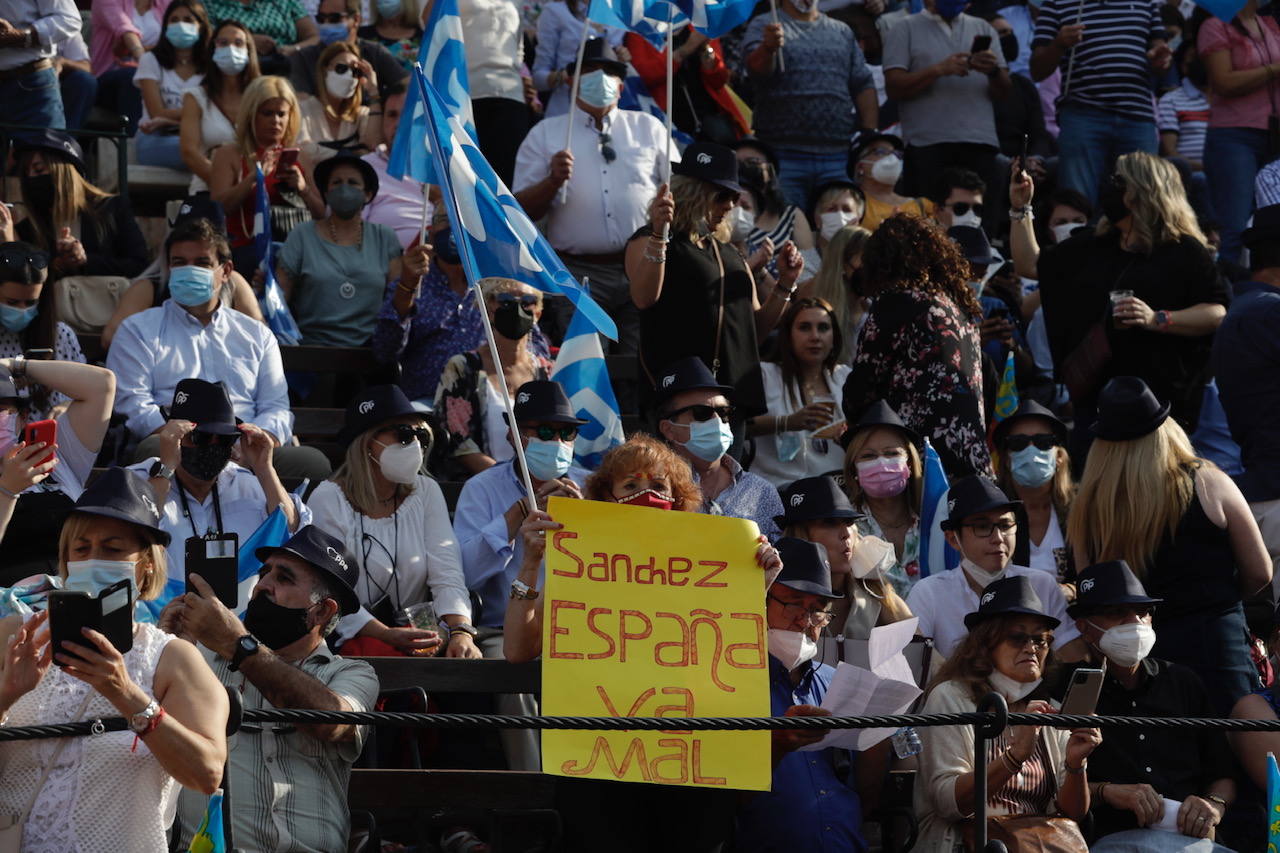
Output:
(1060, 667), (1105, 716)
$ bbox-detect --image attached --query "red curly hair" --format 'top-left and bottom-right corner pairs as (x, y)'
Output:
(585, 434), (703, 512)
(860, 213), (983, 319)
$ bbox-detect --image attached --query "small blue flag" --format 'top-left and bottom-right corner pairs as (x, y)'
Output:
(253, 165), (300, 346)
(587, 0), (682, 48)
(918, 439), (960, 580)
(551, 306), (625, 469)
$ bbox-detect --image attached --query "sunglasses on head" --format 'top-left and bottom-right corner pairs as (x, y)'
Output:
(315, 11), (348, 22)
(1004, 433), (1058, 452)
(0, 247), (49, 270)
(190, 430), (240, 448)
(667, 403), (734, 422)
(948, 201), (984, 216)
(332, 62), (364, 77)
(495, 292), (539, 307)
(387, 424), (430, 446)
(529, 424), (579, 441)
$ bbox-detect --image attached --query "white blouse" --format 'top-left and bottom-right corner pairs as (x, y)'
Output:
(309, 474), (472, 642)
(750, 361), (852, 488)
(457, 0), (524, 102)
(184, 87), (236, 193)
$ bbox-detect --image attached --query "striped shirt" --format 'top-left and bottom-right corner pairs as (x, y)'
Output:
(986, 727), (1057, 816)
(1033, 0), (1166, 122)
(1157, 79), (1210, 161)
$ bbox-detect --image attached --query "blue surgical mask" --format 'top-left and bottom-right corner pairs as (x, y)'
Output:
(169, 264), (217, 307)
(376, 0), (403, 18)
(318, 22), (349, 45)
(0, 303), (37, 333)
(166, 20), (200, 49)
(934, 0), (968, 19)
(1009, 445), (1057, 488)
(577, 69), (620, 109)
(676, 416), (733, 463)
(524, 437), (574, 481)
(63, 559), (138, 598)
(212, 44), (248, 75)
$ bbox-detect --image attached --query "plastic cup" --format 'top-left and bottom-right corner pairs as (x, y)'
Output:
(403, 602), (438, 631)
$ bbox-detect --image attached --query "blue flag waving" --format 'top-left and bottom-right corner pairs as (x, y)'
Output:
(918, 439), (960, 580)
(551, 306), (625, 469)
(411, 66), (618, 340)
(253, 165), (301, 346)
(588, 0), (755, 41)
(387, 0), (474, 183)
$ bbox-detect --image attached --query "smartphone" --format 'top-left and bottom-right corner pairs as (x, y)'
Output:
(276, 147), (300, 172)
(185, 533), (240, 608)
(1018, 133), (1029, 171)
(48, 578), (134, 666)
(1059, 667), (1105, 716)
(23, 349), (53, 361)
(971, 34), (992, 53)
(23, 418), (56, 467)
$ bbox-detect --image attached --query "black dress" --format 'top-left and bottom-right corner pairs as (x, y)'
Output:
(633, 226), (766, 420)
(18, 195), (149, 281)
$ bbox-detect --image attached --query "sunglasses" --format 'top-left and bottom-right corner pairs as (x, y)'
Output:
(1004, 631), (1054, 651)
(331, 62), (364, 77)
(387, 424), (430, 446)
(494, 292), (539, 307)
(0, 247), (49, 270)
(1004, 433), (1058, 452)
(667, 403), (734, 422)
(598, 131), (616, 164)
(190, 431), (240, 448)
(529, 424), (578, 441)
(948, 202), (984, 216)
(315, 11), (348, 22)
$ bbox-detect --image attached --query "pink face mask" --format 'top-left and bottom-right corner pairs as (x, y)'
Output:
(855, 456), (910, 498)
(0, 410), (15, 459)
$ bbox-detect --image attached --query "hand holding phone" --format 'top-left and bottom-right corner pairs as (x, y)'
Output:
(23, 418), (56, 467)
(1060, 667), (1105, 716)
(275, 147), (300, 172)
(48, 579), (134, 667)
(971, 34), (992, 53)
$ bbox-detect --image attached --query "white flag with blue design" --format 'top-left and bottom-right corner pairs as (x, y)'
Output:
(619, 63), (694, 145)
(551, 307), (624, 468)
(412, 66), (618, 340)
(588, 0), (756, 44)
(253, 165), (300, 346)
(387, 0), (474, 183)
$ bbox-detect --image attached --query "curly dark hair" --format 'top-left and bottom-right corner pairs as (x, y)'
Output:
(860, 214), (983, 318)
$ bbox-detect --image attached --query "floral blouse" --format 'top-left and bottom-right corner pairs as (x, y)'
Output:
(843, 288), (991, 477)
(855, 513), (920, 597)
(433, 349), (552, 463)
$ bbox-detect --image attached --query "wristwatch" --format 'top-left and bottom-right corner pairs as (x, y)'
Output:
(148, 460), (175, 481)
(509, 579), (539, 600)
(1154, 309), (1173, 330)
(129, 698), (162, 734)
(448, 622), (479, 637)
(229, 635), (260, 672)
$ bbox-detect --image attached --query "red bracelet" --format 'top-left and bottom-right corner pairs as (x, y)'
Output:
(130, 707), (166, 753)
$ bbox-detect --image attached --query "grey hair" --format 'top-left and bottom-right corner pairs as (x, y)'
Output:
(309, 579), (342, 636)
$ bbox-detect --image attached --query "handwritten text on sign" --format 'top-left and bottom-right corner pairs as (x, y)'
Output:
(541, 498), (771, 791)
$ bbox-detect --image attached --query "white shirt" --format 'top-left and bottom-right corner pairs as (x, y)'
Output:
(133, 52), (203, 124)
(0, 0), (80, 68)
(1027, 505), (1066, 577)
(309, 475), (472, 643)
(513, 108), (676, 254)
(905, 563), (1079, 659)
(750, 362), (852, 488)
(363, 146), (432, 250)
(130, 3), (161, 50)
(125, 459), (313, 611)
(107, 299), (294, 444)
(457, 0), (524, 102)
(23, 409), (96, 501)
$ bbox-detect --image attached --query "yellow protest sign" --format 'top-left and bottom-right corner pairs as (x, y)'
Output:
(541, 497), (771, 791)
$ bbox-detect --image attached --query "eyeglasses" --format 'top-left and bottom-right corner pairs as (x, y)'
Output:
(961, 519), (1017, 538)
(494, 292), (539, 307)
(1004, 631), (1054, 651)
(1003, 433), (1058, 452)
(947, 201), (984, 216)
(666, 404), (734, 423)
(387, 424), (430, 446)
(190, 431), (240, 448)
(315, 11), (348, 22)
(529, 424), (578, 442)
(597, 131), (616, 164)
(0, 247), (48, 270)
(332, 62), (364, 78)
(768, 593), (834, 627)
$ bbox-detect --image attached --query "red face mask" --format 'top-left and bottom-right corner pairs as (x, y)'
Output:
(616, 488), (675, 511)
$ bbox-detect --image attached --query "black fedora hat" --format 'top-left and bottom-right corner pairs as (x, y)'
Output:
(948, 225), (1001, 266)
(672, 142), (743, 195)
(839, 399), (922, 449)
(1242, 204), (1280, 246)
(654, 356), (734, 405)
(164, 378), (241, 436)
(1067, 560), (1163, 618)
(964, 575), (1060, 629)
(511, 380), (588, 426)
(853, 131), (905, 162)
(566, 37), (628, 78)
(775, 476), (863, 529)
(314, 151), (380, 202)
(773, 537), (844, 599)
(991, 400), (1069, 449)
(1091, 376), (1171, 441)
(255, 524), (361, 615)
(337, 384), (420, 446)
(15, 128), (85, 174)
(941, 475), (1021, 531)
(169, 193), (227, 234)
(73, 467), (172, 547)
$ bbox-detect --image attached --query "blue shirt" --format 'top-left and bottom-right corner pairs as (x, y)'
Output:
(735, 656), (866, 853)
(701, 454), (783, 542)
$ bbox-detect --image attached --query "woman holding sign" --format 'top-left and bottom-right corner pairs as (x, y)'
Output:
(0, 467), (228, 850)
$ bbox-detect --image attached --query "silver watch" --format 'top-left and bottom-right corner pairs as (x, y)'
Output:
(128, 698), (161, 734)
(509, 579), (539, 600)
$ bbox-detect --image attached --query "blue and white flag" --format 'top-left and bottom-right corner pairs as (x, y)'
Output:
(587, 0), (682, 48)
(671, 0), (756, 38)
(551, 306), (625, 469)
(387, 0), (474, 183)
(619, 64), (694, 146)
(253, 165), (301, 346)
(918, 439), (960, 580)
(412, 66), (618, 340)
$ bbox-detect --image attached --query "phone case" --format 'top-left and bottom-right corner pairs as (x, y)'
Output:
(48, 579), (133, 666)
(185, 534), (240, 608)
(23, 418), (56, 467)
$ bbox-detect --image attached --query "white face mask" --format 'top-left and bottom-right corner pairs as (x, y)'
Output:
(767, 628), (818, 670)
(64, 559), (138, 598)
(988, 668), (1042, 703)
(730, 206), (755, 242)
(952, 209), (982, 229)
(326, 67), (360, 100)
(868, 154), (903, 185)
(1089, 620), (1156, 668)
(374, 439), (423, 485)
(1050, 221), (1084, 244)
(850, 534), (894, 579)
(961, 557), (1005, 588)
(820, 210), (858, 240)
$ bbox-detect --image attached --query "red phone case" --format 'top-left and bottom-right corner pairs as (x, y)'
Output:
(23, 418), (56, 466)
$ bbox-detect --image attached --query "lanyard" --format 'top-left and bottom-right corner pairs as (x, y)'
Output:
(359, 507), (401, 611)
(175, 479), (224, 539)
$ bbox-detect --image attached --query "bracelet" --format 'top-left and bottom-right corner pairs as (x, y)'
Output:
(9, 356), (25, 380)
(643, 247), (667, 264)
(0, 485), (18, 501)
(1008, 206), (1033, 221)
(647, 233), (669, 245)
(1205, 794), (1227, 808)
(1097, 781), (1109, 801)
(1001, 749), (1024, 774)
(1065, 760), (1086, 775)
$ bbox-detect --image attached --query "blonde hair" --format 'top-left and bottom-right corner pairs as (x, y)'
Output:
(1097, 152), (1206, 253)
(668, 175), (732, 243)
(1067, 419), (1202, 575)
(316, 41), (365, 125)
(57, 514), (168, 601)
(809, 225), (870, 332)
(331, 416), (428, 515)
(841, 426), (924, 513)
(21, 154), (114, 250)
(236, 75), (302, 161)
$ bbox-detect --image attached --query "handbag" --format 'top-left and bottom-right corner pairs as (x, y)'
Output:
(962, 814), (1089, 853)
(54, 276), (130, 334)
(0, 691), (94, 851)
(1059, 319), (1111, 403)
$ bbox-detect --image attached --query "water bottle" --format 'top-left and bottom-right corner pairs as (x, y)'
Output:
(891, 726), (922, 759)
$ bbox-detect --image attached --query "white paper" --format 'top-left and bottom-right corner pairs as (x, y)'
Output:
(1150, 798), (1183, 834)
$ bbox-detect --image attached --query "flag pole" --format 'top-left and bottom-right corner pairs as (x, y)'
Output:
(662, 5), (675, 242)
(418, 183), (431, 248)
(769, 0), (785, 71)
(564, 20), (591, 156)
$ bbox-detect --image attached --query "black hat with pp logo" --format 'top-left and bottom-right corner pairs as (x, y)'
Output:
(672, 141), (743, 194)
(1067, 560), (1163, 618)
(941, 475), (1021, 531)
(165, 378), (240, 436)
(653, 356), (734, 405)
(774, 537), (844, 599)
(337, 384), (420, 446)
(964, 575), (1059, 629)
(839, 398), (922, 449)
(73, 467), (172, 547)
(511, 380), (587, 425)
(774, 476), (863, 529)
(255, 524), (361, 615)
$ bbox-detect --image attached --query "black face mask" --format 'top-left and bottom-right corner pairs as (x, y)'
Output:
(739, 160), (772, 189)
(1098, 179), (1130, 224)
(244, 594), (317, 650)
(23, 174), (54, 213)
(1000, 32), (1019, 63)
(180, 443), (234, 482)
(434, 227), (461, 265)
(493, 300), (535, 340)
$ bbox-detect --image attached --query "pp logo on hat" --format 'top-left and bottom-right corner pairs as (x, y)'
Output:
(948, 498), (957, 514)
(789, 493), (804, 507)
(358, 400), (375, 415)
(141, 495), (159, 521)
(696, 152), (712, 165)
(1079, 578), (1095, 593)
(662, 374), (675, 388)
(517, 392), (531, 404)
(326, 546), (349, 572)
(981, 591), (995, 605)
(174, 391), (189, 405)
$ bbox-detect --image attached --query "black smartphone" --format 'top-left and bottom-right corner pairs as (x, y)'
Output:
(1018, 133), (1029, 171)
(186, 533), (240, 608)
(48, 578), (134, 666)
(23, 348), (53, 361)
(971, 34), (992, 53)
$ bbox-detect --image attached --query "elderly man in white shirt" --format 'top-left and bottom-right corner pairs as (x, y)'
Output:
(907, 474), (1084, 660)
(107, 217), (331, 483)
(513, 38), (677, 354)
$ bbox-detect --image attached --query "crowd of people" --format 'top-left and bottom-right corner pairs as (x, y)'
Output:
(2, 0), (1280, 850)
